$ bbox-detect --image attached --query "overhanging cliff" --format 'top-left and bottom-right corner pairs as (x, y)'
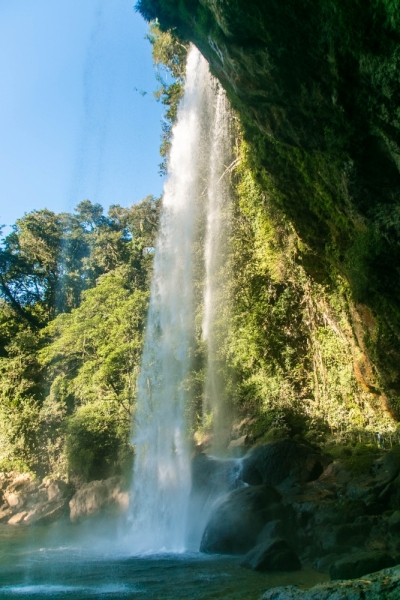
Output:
(138, 0), (400, 424)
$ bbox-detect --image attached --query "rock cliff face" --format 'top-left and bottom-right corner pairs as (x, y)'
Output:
(137, 0), (400, 418)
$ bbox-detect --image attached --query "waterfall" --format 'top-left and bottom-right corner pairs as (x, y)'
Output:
(130, 46), (232, 553)
(202, 88), (233, 453)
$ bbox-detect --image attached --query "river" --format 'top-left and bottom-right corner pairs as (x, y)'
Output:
(0, 519), (327, 599)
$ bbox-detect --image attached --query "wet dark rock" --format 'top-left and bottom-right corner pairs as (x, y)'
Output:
(256, 519), (285, 544)
(329, 551), (395, 580)
(200, 485), (282, 554)
(320, 523), (369, 552)
(314, 553), (339, 573)
(260, 565), (400, 599)
(388, 511), (400, 534)
(191, 454), (242, 497)
(389, 476), (400, 509)
(188, 454), (244, 545)
(373, 452), (400, 484)
(241, 538), (301, 572)
(227, 435), (248, 457)
(241, 440), (328, 488)
(345, 467), (399, 507)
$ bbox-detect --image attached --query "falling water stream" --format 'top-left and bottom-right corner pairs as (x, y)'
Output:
(130, 47), (208, 552)
(130, 46), (233, 552)
(202, 86), (233, 453)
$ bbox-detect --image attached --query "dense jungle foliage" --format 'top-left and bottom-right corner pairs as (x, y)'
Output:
(0, 198), (159, 481)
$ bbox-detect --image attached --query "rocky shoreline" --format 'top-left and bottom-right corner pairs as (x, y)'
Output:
(196, 440), (400, 578)
(192, 438), (400, 596)
(260, 565), (400, 599)
(0, 472), (127, 526)
(1, 438), (400, 597)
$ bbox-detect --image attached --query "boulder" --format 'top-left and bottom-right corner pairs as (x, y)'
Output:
(314, 498), (367, 528)
(241, 440), (328, 488)
(69, 476), (128, 522)
(320, 522), (369, 552)
(227, 435), (248, 456)
(8, 511), (28, 525)
(3, 473), (37, 510)
(257, 520), (285, 545)
(0, 505), (13, 523)
(187, 454), (244, 546)
(241, 538), (301, 572)
(22, 499), (67, 525)
(329, 551), (395, 580)
(388, 511), (400, 534)
(191, 454), (243, 498)
(43, 478), (70, 502)
(200, 485), (282, 554)
(259, 565), (400, 599)
(314, 553), (339, 573)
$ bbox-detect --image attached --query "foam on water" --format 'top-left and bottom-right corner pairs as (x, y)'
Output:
(0, 584), (136, 596)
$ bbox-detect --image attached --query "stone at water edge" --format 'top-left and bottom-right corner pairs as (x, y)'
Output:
(200, 485), (283, 554)
(329, 551), (395, 580)
(190, 454), (243, 497)
(241, 538), (301, 572)
(0, 506), (13, 523)
(0, 473), (72, 526)
(257, 520), (286, 545)
(314, 553), (339, 574)
(258, 565), (400, 599)
(69, 476), (128, 522)
(319, 521), (370, 553)
(227, 435), (248, 451)
(9, 499), (67, 526)
(3, 473), (38, 511)
(388, 511), (400, 534)
(241, 439), (329, 488)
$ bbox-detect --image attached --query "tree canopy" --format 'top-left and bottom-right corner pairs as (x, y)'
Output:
(0, 197), (159, 481)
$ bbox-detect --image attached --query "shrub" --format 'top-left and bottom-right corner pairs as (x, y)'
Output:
(65, 403), (132, 484)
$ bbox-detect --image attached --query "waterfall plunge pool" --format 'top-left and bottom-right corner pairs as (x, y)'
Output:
(0, 520), (328, 599)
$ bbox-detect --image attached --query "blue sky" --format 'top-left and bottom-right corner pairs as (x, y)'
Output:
(0, 0), (164, 233)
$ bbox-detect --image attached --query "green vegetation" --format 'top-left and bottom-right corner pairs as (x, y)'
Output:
(136, 0), (400, 439)
(324, 443), (380, 476)
(208, 138), (396, 442)
(146, 22), (188, 173)
(0, 198), (159, 481)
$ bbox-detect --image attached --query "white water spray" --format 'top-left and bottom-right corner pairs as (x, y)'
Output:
(202, 89), (233, 450)
(130, 47), (233, 553)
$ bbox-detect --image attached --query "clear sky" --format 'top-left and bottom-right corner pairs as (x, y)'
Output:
(0, 0), (164, 234)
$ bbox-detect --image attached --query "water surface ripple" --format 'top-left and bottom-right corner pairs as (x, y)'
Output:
(0, 523), (328, 600)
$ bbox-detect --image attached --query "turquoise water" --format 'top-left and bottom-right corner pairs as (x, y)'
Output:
(0, 521), (328, 599)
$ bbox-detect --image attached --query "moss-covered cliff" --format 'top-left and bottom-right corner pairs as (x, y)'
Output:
(138, 0), (400, 431)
